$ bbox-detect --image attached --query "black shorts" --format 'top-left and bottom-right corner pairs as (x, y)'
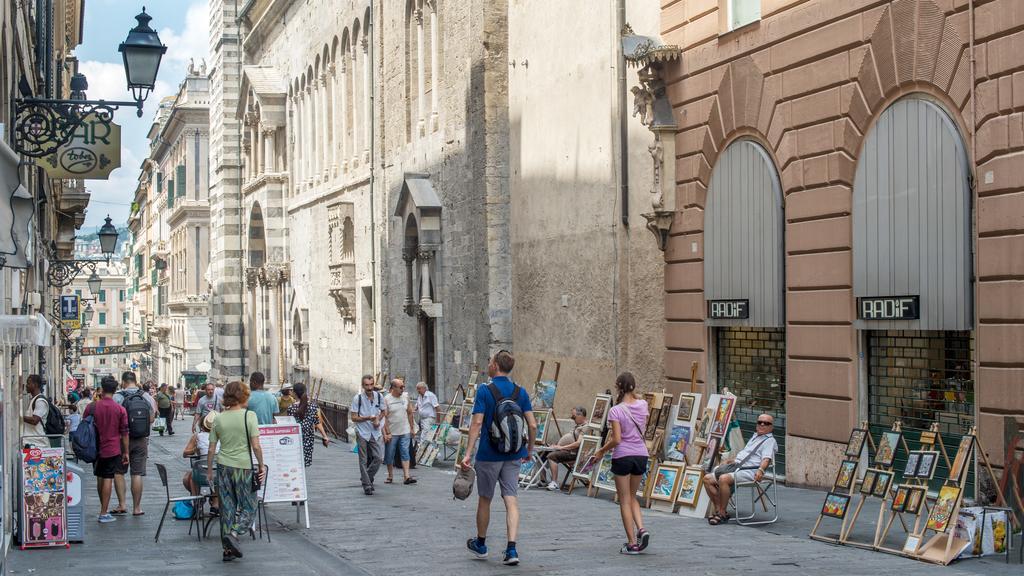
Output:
(611, 455), (648, 477)
(93, 455), (123, 479)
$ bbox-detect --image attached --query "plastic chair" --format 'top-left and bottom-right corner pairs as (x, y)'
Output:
(729, 459), (779, 526)
(154, 463), (207, 542)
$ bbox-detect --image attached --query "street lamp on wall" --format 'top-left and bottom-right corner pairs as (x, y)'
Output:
(13, 8), (166, 157)
(98, 215), (119, 256)
(47, 214), (120, 288)
(87, 271), (102, 295)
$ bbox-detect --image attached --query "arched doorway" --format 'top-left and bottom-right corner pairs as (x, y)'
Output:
(853, 96), (973, 487)
(704, 139), (787, 473)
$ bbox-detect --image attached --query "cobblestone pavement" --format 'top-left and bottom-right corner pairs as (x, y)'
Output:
(7, 427), (1020, 576)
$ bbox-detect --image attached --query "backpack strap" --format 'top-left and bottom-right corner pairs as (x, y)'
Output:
(487, 383), (504, 404)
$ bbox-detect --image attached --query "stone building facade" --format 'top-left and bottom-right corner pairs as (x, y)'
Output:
(69, 263), (131, 387)
(659, 0), (1024, 486)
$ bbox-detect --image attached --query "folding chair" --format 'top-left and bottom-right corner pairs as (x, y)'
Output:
(154, 463), (207, 542)
(253, 465), (271, 542)
(730, 459), (779, 526)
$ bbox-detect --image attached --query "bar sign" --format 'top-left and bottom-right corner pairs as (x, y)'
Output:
(857, 296), (920, 320)
(708, 299), (749, 319)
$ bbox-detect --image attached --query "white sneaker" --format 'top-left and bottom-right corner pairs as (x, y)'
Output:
(546, 481), (559, 491)
(98, 514), (116, 523)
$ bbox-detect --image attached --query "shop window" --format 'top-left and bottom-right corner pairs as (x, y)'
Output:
(716, 327), (786, 474)
(728, 0), (760, 31)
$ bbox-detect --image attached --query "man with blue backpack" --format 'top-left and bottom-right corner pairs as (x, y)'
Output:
(461, 350), (537, 566)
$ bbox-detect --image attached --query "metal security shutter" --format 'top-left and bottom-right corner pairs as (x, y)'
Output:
(716, 327), (787, 474)
(867, 330), (974, 492)
(704, 139), (784, 327)
(853, 97), (971, 330)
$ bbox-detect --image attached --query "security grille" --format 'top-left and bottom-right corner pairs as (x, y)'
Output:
(716, 327), (786, 474)
(867, 330), (974, 492)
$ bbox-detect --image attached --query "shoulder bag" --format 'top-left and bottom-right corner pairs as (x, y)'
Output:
(244, 409), (262, 493)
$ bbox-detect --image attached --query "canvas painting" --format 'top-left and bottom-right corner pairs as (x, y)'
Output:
(916, 451), (939, 479)
(519, 458), (537, 481)
(593, 453), (615, 492)
(636, 457), (657, 498)
(822, 492), (851, 519)
(845, 428), (867, 457)
(665, 423), (692, 462)
(455, 435), (470, 466)
(534, 409), (551, 444)
(891, 485), (910, 512)
(676, 467), (703, 506)
(874, 431), (902, 467)
(534, 380), (557, 409)
(710, 396), (735, 437)
(905, 487), (926, 515)
(903, 452), (921, 478)
(927, 485), (961, 532)
(465, 383), (477, 401)
(650, 463), (683, 502)
(657, 401), (672, 430)
(903, 534), (921, 554)
(694, 408), (714, 442)
(644, 407), (661, 441)
(589, 394), (611, 430)
(871, 470), (894, 499)
(701, 437), (721, 472)
(676, 393), (701, 423)
(458, 401), (474, 431)
(949, 435), (974, 482)
(834, 460), (857, 491)
(860, 469), (877, 495)
(572, 435), (602, 480)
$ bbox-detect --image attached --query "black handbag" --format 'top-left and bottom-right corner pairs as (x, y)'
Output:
(244, 409), (261, 493)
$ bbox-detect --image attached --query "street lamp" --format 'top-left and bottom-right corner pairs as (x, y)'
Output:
(98, 215), (119, 256)
(13, 7), (167, 157)
(119, 9), (168, 110)
(87, 270), (102, 295)
(83, 303), (95, 325)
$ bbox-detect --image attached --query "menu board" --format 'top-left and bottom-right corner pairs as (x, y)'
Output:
(258, 424), (307, 503)
(21, 446), (67, 548)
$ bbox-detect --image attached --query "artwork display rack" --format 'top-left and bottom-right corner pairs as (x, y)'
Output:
(841, 421), (913, 550)
(810, 420), (875, 544)
(416, 370), (478, 466)
(875, 424), (939, 555)
(531, 360), (564, 441)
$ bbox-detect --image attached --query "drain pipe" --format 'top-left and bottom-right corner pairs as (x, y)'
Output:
(369, 0), (379, 375)
(617, 0), (628, 227)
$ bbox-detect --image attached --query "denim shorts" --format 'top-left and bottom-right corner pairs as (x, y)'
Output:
(385, 433), (411, 463)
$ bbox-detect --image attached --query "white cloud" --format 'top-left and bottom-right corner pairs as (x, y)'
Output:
(159, 3), (210, 68)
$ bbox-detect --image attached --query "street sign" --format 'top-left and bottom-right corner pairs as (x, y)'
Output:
(60, 295), (80, 330)
(40, 114), (122, 179)
(857, 296), (920, 320)
(707, 299), (749, 319)
(80, 342), (151, 356)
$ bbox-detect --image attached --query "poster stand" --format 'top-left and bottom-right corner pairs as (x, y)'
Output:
(258, 424), (311, 529)
(19, 436), (69, 550)
(810, 420), (872, 544)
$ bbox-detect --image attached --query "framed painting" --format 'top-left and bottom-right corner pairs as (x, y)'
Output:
(657, 401), (672, 431)
(918, 430), (937, 446)
(903, 452), (921, 478)
(834, 460), (857, 491)
(572, 435), (602, 480)
(709, 395), (735, 438)
(644, 407), (661, 441)
(701, 436), (721, 472)
(676, 393), (701, 424)
(534, 409), (551, 444)
(891, 485), (910, 512)
(859, 469), (877, 495)
(871, 470), (894, 499)
(926, 485), (961, 532)
(694, 408), (714, 442)
(676, 466), (703, 506)
(593, 453), (615, 492)
(636, 456), (657, 498)
(534, 380), (557, 409)
(589, 394), (611, 430)
(845, 428), (867, 457)
(519, 458), (537, 481)
(949, 435), (975, 482)
(904, 486), (926, 515)
(916, 451), (939, 480)
(458, 401), (475, 432)
(649, 462), (684, 502)
(822, 492), (851, 519)
(465, 383), (478, 401)
(903, 534), (921, 554)
(873, 431), (902, 467)
(665, 423), (693, 462)
(455, 434), (470, 466)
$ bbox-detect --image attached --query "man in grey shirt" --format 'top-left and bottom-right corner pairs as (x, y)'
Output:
(192, 382), (220, 433)
(351, 375), (384, 495)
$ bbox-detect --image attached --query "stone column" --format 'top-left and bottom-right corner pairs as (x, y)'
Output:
(418, 249), (433, 305)
(305, 86), (314, 185)
(320, 73), (330, 180)
(403, 247), (416, 310)
(269, 275), (281, 386)
(415, 8), (425, 136)
(429, 6), (439, 130)
(350, 50), (359, 166)
(256, 122), (265, 176)
(362, 37), (371, 162)
(339, 60), (348, 172)
(264, 128), (276, 172)
(330, 63), (339, 177)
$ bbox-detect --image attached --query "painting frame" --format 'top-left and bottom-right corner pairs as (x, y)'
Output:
(871, 469), (894, 499)
(665, 422), (693, 463)
(694, 407), (714, 443)
(458, 400), (475, 432)
(675, 466), (703, 506)
(891, 485), (910, 512)
(873, 431), (902, 467)
(636, 456), (657, 498)
(709, 395), (736, 438)
(845, 428), (867, 457)
(915, 451), (939, 480)
(833, 459), (858, 491)
(519, 458), (538, 481)
(903, 452), (921, 478)
(455, 434), (471, 467)
(676, 392), (701, 424)
(589, 394), (611, 430)
(572, 435), (602, 480)
(822, 492), (852, 519)
(927, 485), (961, 533)
(949, 435), (975, 482)
(533, 409), (551, 444)
(903, 534), (921, 554)
(859, 469), (878, 495)
(904, 486), (926, 515)
(649, 462), (685, 502)
(593, 452), (616, 492)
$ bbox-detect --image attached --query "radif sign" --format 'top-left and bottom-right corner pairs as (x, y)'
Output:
(40, 113), (121, 179)
(857, 296), (920, 320)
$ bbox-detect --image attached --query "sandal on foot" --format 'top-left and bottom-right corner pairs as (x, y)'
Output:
(707, 514), (725, 525)
(384, 477), (393, 484)
(404, 477), (417, 485)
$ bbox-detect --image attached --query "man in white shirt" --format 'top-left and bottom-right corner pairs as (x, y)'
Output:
(415, 381), (441, 443)
(702, 413), (778, 525)
(383, 379), (416, 485)
(21, 375), (50, 448)
(351, 375), (385, 495)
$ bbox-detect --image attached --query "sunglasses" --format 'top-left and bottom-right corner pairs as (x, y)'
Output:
(756, 420), (773, 426)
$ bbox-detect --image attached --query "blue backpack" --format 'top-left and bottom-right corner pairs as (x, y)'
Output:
(70, 409), (98, 463)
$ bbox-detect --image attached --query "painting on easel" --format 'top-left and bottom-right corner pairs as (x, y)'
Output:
(926, 485), (961, 533)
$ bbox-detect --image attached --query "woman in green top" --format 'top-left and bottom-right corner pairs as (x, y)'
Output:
(206, 381), (266, 562)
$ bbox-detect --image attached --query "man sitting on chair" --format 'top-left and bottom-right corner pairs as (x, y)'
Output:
(542, 406), (588, 491)
(702, 413), (777, 525)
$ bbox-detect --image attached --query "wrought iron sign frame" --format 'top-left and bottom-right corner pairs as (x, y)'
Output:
(13, 98), (141, 159)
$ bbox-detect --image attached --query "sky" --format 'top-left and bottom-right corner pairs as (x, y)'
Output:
(75, 0), (210, 229)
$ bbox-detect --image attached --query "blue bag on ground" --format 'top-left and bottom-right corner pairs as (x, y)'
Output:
(173, 500), (194, 519)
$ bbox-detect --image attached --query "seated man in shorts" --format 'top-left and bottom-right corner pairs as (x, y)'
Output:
(542, 406), (588, 490)
(702, 413), (777, 525)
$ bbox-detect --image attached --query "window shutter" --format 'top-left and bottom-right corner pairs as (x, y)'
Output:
(177, 165), (187, 197)
(167, 179), (175, 208)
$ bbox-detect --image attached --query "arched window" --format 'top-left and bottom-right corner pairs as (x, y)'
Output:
(342, 216), (354, 262)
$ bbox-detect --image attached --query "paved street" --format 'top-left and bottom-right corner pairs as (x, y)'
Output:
(7, 427), (1020, 576)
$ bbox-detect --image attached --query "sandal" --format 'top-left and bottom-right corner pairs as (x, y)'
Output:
(110, 509), (127, 516)
(404, 477), (417, 485)
(708, 514), (730, 525)
(384, 477), (393, 484)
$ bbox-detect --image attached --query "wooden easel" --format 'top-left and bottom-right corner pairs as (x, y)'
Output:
(415, 370), (478, 464)
(872, 422), (922, 552)
(531, 360), (563, 443)
(307, 378), (339, 439)
(810, 420), (872, 544)
(838, 422), (909, 549)
(914, 426), (978, 565)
